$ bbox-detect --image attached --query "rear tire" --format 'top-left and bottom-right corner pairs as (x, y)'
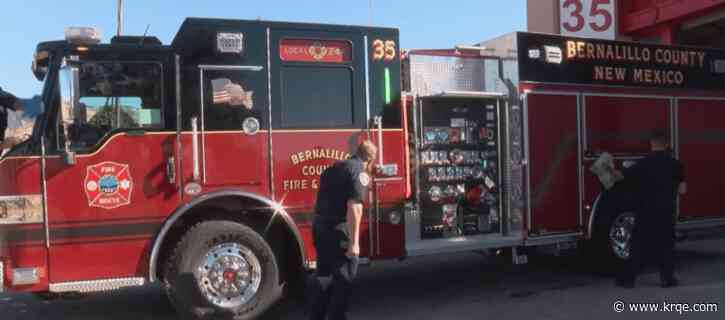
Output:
(590, 210), (635, 272)
(164, 220), (282, 320)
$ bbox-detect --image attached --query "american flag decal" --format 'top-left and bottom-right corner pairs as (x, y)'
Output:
(213, 88), (231, 104)
(211, 78), (233, 104)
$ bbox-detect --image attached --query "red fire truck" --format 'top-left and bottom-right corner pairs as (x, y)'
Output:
(2, 18), (725, 319)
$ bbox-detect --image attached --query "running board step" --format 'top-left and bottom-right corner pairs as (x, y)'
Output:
(49, 277), (145, 293)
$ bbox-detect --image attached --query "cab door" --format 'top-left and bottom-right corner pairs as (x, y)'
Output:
(196, 65), (269, 195)
(44, 57), (180, 284)
(268, 29), (370, 260)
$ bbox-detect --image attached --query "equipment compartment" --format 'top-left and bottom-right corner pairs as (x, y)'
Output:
(417, 96), (503, 239)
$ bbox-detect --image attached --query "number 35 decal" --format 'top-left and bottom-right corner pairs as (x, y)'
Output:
(372, 39), (396, 61)
(562, 0), (613, 33)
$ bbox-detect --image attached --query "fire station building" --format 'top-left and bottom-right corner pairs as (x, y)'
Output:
(528, 0), (725, 47)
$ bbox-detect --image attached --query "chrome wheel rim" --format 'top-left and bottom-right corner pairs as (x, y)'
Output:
(609, 212), (636, 260)
(195, 242), (262, 308)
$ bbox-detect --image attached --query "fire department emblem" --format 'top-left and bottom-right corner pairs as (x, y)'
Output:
(308, 41), (329, 61)
(358, 172), (370, 187)
(84, 162), (133, 209)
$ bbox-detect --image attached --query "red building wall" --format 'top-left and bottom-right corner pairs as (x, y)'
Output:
(620, 0), (725, 44)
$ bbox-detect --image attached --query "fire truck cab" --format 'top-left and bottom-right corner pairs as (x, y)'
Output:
(2, 18), (403, 319)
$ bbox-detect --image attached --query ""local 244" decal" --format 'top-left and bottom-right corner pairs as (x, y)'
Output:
(84, 161), (133, 209)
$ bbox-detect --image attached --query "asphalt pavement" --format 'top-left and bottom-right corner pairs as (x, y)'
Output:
(1, 238), (723, 320)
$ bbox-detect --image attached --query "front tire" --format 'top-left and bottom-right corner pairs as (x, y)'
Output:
(164, 220), (282, 320)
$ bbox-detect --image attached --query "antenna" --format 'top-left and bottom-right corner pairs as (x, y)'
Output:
(116, 0), (124, 37)
(139, 24), (150, 45)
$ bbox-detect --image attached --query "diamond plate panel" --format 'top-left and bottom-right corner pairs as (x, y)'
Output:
(49, 277), (145, 293)
(408, 55), (486, 96)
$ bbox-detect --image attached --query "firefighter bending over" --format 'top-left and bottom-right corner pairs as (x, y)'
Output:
(616, 131), (686, 289)
(309, 141), (377, 320)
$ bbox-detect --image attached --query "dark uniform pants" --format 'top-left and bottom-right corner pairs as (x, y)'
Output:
(309, 220), (359, 320)
(619, 211), (675, 283)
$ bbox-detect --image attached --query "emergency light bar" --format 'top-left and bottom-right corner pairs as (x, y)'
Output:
(65, 27), (101, 45)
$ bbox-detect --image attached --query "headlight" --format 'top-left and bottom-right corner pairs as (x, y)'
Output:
(0, 195), (43, 224)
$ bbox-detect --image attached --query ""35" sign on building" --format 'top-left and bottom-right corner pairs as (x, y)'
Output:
(560, 0), (616, 40)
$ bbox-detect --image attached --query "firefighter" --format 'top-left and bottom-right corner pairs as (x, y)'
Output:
(0, 87), (23, 146)
(308, 140), (377, 320)
(615, 131), (686, 288)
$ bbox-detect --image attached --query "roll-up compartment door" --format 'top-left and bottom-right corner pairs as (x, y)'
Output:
(527, 93), (580, 234)
(678, 99), (725, 219)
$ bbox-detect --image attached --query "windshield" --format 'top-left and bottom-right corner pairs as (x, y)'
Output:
(59, 60), (163, 151)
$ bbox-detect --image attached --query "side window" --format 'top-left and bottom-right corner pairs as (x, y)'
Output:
(280, 66), (354, 128)
(80, 97), (147, 128)
(275, 38), (358, 129)
(62, 61), (163, 151)
(202, 69), (263, 131)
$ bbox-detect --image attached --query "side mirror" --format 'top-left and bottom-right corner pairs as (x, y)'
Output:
(59, 65), (79, 124)
(58, 62), (80, 166)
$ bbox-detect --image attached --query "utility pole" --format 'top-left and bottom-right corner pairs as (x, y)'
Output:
(115, 0), (123, 127)
(369, 0), (373, 27)
(117, 0), (124, 36)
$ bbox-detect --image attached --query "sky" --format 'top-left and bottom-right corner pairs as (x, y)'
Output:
(0, 0), (526, 98)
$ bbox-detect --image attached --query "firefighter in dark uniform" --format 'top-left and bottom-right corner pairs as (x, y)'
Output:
(309, 141), (377, 320)
(0, 87), (23, 145)
(616, 131), (686, 288)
